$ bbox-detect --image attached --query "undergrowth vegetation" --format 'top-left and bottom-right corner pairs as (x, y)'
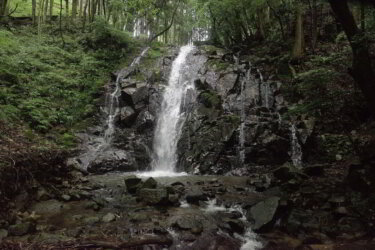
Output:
(0, 22), (140, 149)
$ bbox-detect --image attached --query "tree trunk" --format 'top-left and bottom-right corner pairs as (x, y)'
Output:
(310, 0), (318, 52)
(329, 0), (375, 114)
(79, 0), (83, 18)
(0, 0), (8, 16)
(361, 2), (365, 31)
(32, 0), (37, 24)
(49, 0), (54, 18)
(82, 0), (88, 31)
(65, 0), (69, 17)
(291, 3), (305, 59)
(72, 0), (78, 19)
(44, 0), (49, 20)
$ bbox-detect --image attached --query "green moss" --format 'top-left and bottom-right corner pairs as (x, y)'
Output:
(0, 23), (139, 148)
(207, 59), (231, 71)
(199, 90), (221, 108)
(222, 114), (241, 125)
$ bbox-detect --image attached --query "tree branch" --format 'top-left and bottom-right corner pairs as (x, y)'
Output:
(148, 0), (181, 44)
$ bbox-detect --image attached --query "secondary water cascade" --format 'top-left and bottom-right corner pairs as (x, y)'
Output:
(151, 45), (195, 175)
(80, 47), (149, 169)
(290, 123), (303, 167)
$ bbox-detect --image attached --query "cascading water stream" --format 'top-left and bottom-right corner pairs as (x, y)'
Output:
(150, 45), (195, 175)
(290, 123), (303, 167)
(239, 68), (250, 166)
(80, 47), (149, 170)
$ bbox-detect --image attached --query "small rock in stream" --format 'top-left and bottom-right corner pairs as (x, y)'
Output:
(124, 175), (142, 194)
(247, 196), (280, 232)
(102, 213), (116, 223)
(185, 187), (207, 205)
(142, 177), (157, 189)
(0, 229), (8, 242)
(8, 222), (36, 236)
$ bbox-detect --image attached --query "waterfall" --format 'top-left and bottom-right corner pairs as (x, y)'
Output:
(290, 123), (303, 167)
(239, 68), (249, 166)
(103, 74), (122, 144)
(103, 47), (149, 144)
(151, 45), (195, 174)
(79, 48), (149, 170)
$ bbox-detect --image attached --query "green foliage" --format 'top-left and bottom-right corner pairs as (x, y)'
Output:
(0, 24), (137, 148)
(199, 90), (221, 108)
(80, 19), (134, 60)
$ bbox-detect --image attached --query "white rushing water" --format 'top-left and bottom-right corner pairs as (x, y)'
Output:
(151, 45), (194, 174)
(201, 199), (263, 250)
(290, 123), (303, 167)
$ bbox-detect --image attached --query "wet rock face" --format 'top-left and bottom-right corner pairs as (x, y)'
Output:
(177, 46), (296, 175)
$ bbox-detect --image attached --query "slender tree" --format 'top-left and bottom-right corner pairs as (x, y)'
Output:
(329, 0), (375, 114)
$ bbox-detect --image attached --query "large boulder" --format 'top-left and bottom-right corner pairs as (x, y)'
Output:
(124, 175), (142, 194)
(88, 149), (136, 174)
(119, 106), (137, 127)
(138, 188), (169, 205)
(247, 196), (280, 232)
(185, 187), (207, 205)
(8, 222), (36, 236)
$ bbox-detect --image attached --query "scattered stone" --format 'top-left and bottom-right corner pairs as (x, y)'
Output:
(79, 191), (92, 199)
(328, 196), (345, 204)
(185, 187), (207, 205)
(72, 215), (83, 221)
(0, 229), (8, 242)
(335, 207), (349, 215)
(168, 194), (180, 205)
(171, 181), (185, 187)
(173, 216), (203, 231)
(102, 213), (116, 223)
(225, 219), (245, 234)
(138, 188), (168, 205)
(8, 222), (36, 236)
(248, 196), (280, 232)
(142, 177), (158, 189)
(36, 188), (52, 201)
(336, 154), (343, 161)
(84, 201), (100, 211)
(129, 213), (148, 222)
(83, 216), (100, 225)
(273, 163), (301, 182)
(124, 175), (142, 194)
(61, 194), (71, 201)
(303, 165), (325, 176)
(33, 233), (75, 244)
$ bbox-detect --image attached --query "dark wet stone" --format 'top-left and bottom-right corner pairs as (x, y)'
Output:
(32, 233), (74, 244)
(83, 216), (100, 224)
(142, 177), (158, 189)
(138, 188), (168, 205)
(102, 213), (116, 223)
(8, 222), (36, 236)
(247, 196), (280, 232)
(225, 219), (245, 234)
(173, 216), (203, 231)
(185, 187), (207, 205)
(189, 232), (241, 250)
(124, 175), (142, 194)
(303, 164), (326, 176)
(0, 229), (8, 241)
(89, 149), (136, 174)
